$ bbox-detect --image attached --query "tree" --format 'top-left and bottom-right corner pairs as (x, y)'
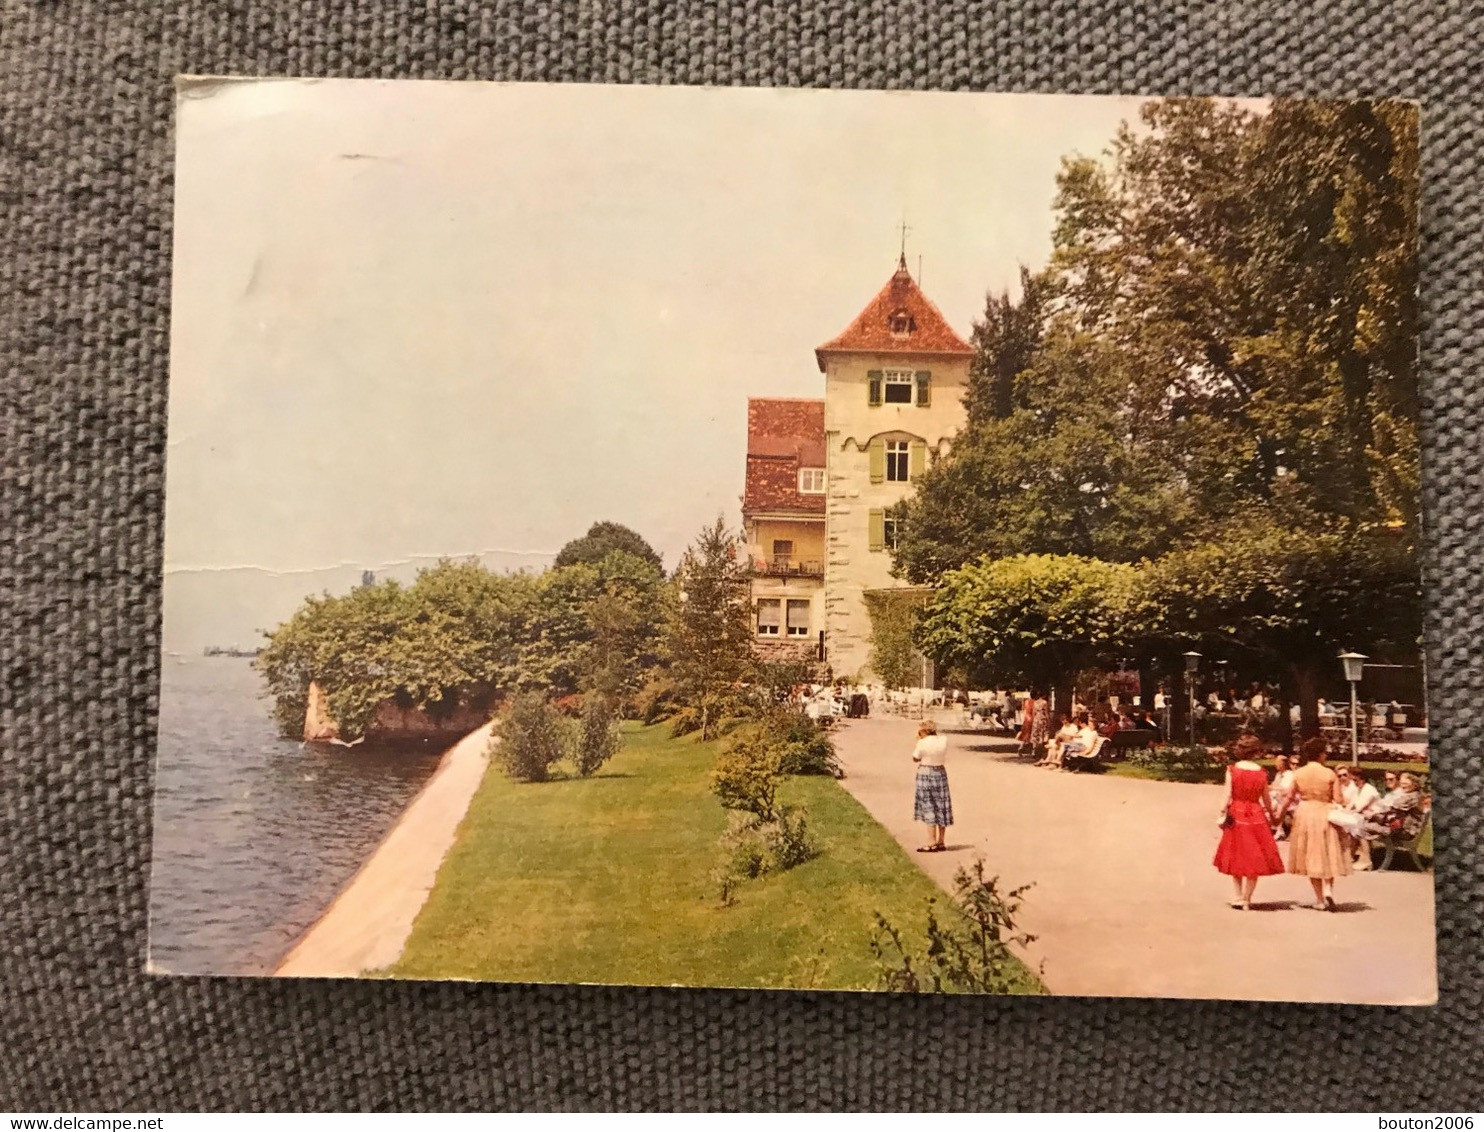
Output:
(256, 554), (667, 740)
(553, 521), (664, 574)
(1141, 517), (1422, 739)
(665, 516), (755, 741)
(863, 589), (932, 690)
(915, 554), (1137, 715)
(257, 563), (534, 740)
(580, 551), (672, 704)
(894, 97), (1420, 585)
(573, 693), (622, 777)
(965, 266), (1049, 427)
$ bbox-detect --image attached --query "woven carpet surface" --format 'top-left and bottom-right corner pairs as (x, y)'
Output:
(2, 0), (1481, 1112)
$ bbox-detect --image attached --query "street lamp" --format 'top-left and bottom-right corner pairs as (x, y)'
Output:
(1338, 651), (1367, 766)
(1183, 650), (1202, 746)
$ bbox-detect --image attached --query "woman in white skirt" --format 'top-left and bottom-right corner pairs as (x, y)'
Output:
(912, 719), (952, 852)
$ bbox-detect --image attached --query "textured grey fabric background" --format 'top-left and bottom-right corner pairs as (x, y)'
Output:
(2, 0), (1481, 1112)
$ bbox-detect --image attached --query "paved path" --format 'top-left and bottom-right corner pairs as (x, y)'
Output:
(834, 715), (1437, 1003)
(276, 721), (494, 978)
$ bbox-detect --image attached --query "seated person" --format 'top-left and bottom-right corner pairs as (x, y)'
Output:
(1071, 714), (1103, 762)
(1344, 765), (1380, 815)
(1360, 772), (1426, 841)
(1045, 712), (1099, 769)
(1134, 710), (1161, 731)
(1038, 717), (1079, 768)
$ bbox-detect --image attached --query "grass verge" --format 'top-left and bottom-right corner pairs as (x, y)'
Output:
(390, 722), (1044, 993)
(1103, 758), (1430, 786)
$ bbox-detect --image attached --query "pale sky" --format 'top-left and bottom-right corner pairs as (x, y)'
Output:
(165, 79), (1147, 578)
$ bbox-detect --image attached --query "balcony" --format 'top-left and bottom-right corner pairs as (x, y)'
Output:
(751, 557), (824, 578)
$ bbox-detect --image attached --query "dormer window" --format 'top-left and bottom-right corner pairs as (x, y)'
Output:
(798, 467), (825, 494)
(888, 309), (916, 336)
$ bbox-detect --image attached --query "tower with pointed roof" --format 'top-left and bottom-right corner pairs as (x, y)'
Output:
(815, 254), (974, 681)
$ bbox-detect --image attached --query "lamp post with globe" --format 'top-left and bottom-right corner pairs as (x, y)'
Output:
(1339, 651), (1367, 766)
(1183, 650), (1202, 746)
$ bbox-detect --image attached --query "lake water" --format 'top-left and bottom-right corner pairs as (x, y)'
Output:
(148, 656), (447, 976)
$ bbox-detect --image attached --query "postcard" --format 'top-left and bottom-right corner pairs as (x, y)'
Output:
(152, 78), (1432, 1003)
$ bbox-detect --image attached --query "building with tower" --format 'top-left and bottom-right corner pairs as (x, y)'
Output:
(742, 253), (974, 682)
(741, 397), (827, 663)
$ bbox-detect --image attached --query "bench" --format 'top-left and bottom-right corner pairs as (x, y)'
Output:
(1064, 735), (1111, 773)
(1376, 813), (1433, 872)
(1110, 730), (1158, 756)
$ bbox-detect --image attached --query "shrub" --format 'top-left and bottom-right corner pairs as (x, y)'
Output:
(768, 709), (842, 778)
(667, 704), (702, 737)
(1125, 743), (1227, 783)
(551, 693), (585, 718)
(768, 805), (817, 870)
(710, 806), (819, 903)
(494, 692), (567, 782)
(573, 693), (622, 777)
(710, 734), (783, 820)
(869, 859), (1040, 994)
(635, 676), (682, 725)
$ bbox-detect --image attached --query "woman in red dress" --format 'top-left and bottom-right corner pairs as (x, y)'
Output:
(1213, 734), (1285, 910)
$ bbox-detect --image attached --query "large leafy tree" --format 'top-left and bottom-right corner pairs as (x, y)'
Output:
(580, 550), (673, 701)
(553, 520), (665, 574)
(257, 553), (669, 740)
(664, 516), (755, 741)
(916, 554), (1138, 716)
(257, 560), (535, 739)
(897, 97), (1419, 716)
(896, 97), (1419, 588)
(965, 265), (1049, 427)
(1142, 518), (1422, 739)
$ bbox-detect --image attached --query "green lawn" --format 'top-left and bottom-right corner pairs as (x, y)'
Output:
(390, 722), (1044, 992)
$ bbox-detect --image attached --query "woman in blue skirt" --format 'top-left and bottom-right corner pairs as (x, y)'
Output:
(912, 719), (952, 852)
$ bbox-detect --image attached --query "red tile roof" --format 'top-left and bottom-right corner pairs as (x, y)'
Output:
(815, 257), (974, 371)
(744, 398), (826, 516)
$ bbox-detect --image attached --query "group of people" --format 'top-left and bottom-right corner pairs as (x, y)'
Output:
(1012, 695), (1160, 769)
(1214, 736), (1428, 911)
(906, 714), (1428, 906)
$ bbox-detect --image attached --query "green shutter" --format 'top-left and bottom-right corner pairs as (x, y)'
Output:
(910, 440), (927, 480)
(868, 508), (886, 552)
(915, 370), (932, 407)
(868, 438), (885, 484)
(867, 369), (883, 406)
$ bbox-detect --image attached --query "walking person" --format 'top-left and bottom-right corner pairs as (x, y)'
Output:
(1268, 754), (1296, 840)
(911, 719), (952, 853)
(1213, 735), (1285, 909)
(1276, 737), (1351, 910)
(1018, 690), (1048, 757)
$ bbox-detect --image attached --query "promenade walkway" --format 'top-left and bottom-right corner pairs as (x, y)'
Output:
(834, 715), (1436, 1004)
(276, 720), (494, 977)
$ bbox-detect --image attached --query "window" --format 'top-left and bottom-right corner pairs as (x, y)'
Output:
(771, 539), (794, 565)
(798, 467), (825, 494)
(888, 310), (916, 336)
(883, 515), (903, 551)
(756, 598), (781, 636)
(786, 599), (810, 637)
(885, 440), (910, 482)
(883, 369), (914, 404)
